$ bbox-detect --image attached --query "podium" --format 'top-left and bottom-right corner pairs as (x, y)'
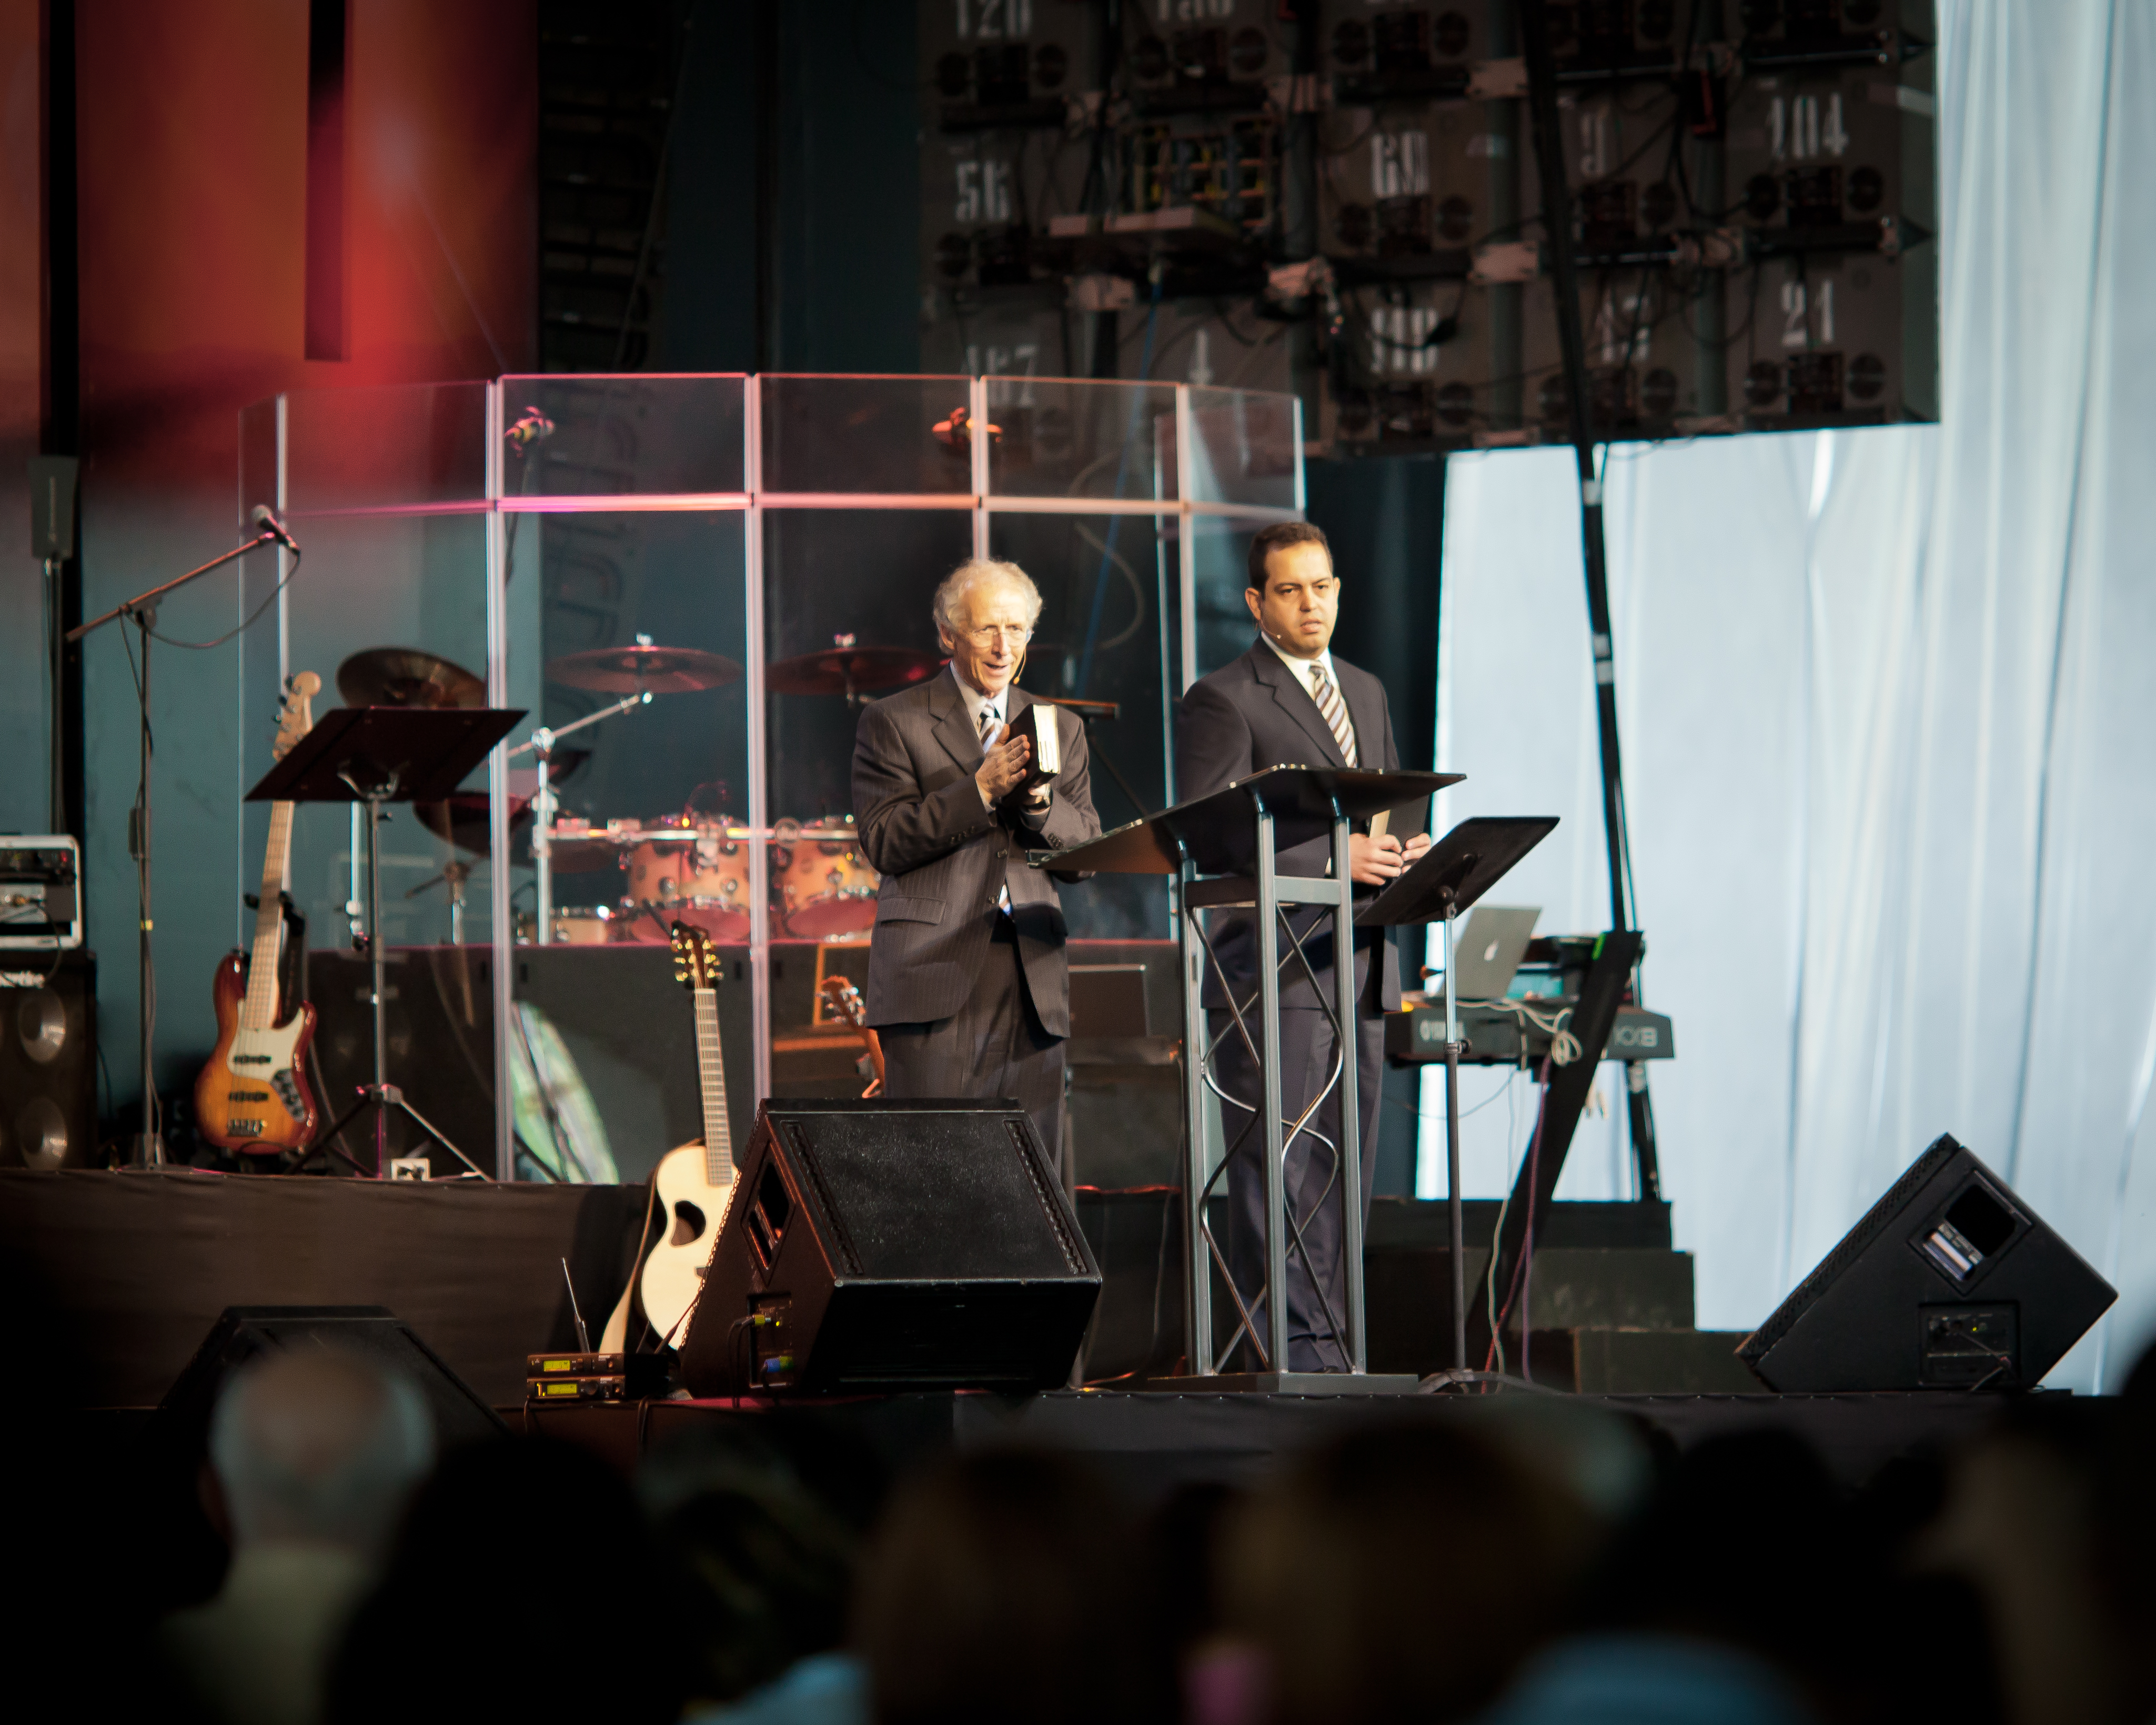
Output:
(1041, 765), (1455, 1388)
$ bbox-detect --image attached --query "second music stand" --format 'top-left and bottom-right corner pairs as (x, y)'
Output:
(1361, 815), (1559, 1373)
(249, 705), (523, 1177)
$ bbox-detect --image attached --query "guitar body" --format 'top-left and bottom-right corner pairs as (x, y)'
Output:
(637, 1142), (737, 1343)
(195, 950), (319, 1153)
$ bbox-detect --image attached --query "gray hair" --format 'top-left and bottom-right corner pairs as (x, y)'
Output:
(933, 559), (1043, 637)
(209, 1348), (435, 1552)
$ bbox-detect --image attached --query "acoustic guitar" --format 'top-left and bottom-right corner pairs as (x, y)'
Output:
(817, 973), (884, 1098)
(195, 671), (323, 1155)
(600, 921), (735, 1351)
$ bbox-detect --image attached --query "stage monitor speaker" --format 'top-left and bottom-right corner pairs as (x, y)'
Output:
(0, 951), (97, 1169)
(680, 1099), (1102, 1397)
(160, 1306), (510, 1449)
(1739, 1135), (2116, 1392)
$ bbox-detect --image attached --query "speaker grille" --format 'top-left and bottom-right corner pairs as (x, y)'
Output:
(784, 1109), (1083, 1280)
(1740, 1132), (1961, 1362)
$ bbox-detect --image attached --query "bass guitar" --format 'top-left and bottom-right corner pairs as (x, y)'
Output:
(601, 920), (734, 1350)
(195, 671), (323, 1154)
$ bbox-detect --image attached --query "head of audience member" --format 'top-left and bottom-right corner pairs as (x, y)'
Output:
(1222, 1420), (1595, 1725)
(159, 1352), (435, 1725)
(1565, 1427), (1915, 1720)
(325, 1437), (693, 1725)
(642, 1423), (859, 1706)
(854, 1446), (1169, 1725)
(209, 1349), (434, 1557)
(1921, 1392), (2156, 1725)
(1244, 520), (1338, 663)
(1140, 1481), (1247, 1664)
(934, 559), (1042, 700)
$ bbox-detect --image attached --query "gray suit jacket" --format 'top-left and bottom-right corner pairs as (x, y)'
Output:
(1174, 639), (1408, 1015)
(852, 669), (1101, 1037)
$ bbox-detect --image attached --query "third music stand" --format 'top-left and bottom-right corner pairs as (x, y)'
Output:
(249, 705), (523, 1178)
(1360, 816), (1559, 1373)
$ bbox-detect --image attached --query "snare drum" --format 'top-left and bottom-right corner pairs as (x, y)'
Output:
(773, 819), (880, 937)
(515, 907), (614, 945)
(621, 825), (752, 940)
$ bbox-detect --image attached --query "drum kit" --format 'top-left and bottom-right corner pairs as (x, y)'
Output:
(338, 633), (944, 947)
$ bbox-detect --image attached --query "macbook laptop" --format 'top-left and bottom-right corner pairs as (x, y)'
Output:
(1439, 904), (1540, 1001)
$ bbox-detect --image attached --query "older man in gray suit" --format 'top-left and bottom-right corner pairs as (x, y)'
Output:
(851, 559), (1101, 1160)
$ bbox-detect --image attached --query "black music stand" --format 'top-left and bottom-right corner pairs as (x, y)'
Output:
(1361, 816), (1559, 1375)
(1043, 764), (1456, 1388)
(249, 706), (523, 1178)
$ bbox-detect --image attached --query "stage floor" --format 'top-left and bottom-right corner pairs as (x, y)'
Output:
(526, 1384), (2021, 1502)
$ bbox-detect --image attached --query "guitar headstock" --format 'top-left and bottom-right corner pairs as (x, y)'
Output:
(273, 671), (321, 761)
(818, 974), (868, 1030)
(671, 920), (722, 990)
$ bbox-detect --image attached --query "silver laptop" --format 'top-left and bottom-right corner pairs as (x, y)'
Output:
(1441, 905), (1540, 1001)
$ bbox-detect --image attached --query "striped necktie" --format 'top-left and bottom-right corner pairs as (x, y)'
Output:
(1308, 664), (1358, 767)
(981, 702), (1011, 914)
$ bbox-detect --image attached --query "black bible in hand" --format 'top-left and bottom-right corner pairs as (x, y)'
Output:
(1005, 702), (1061, 799)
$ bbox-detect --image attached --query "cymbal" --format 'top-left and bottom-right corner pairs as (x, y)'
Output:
(338, 647), (486, 710)
(547, 644), (742, 694)
(415, 791), (533, 856)
(767, 645), (941, 697)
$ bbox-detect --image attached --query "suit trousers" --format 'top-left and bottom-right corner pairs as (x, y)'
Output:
(1208, 1006), (1385, 1372)
(878, 915), (1065, 1165)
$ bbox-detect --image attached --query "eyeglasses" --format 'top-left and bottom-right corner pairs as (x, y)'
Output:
(960, 625), (1032, 647)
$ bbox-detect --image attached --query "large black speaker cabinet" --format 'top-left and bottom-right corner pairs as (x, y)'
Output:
(1739, 1135), (2116, 1392)
(0, 951), (96, 1169)
(160, 1306), (509, 1448)
(681, 1100), (1102, 1397)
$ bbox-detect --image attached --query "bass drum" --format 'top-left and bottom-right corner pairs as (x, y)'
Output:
(772, 819), (879, 937)
(621, 826), (752, 941)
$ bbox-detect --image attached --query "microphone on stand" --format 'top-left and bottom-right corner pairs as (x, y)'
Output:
(251, 504), (302, 555)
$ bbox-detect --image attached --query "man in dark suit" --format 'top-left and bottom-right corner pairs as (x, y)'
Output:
(852, 559), (1101, 1162)
(1175, 520), (1430, 1371)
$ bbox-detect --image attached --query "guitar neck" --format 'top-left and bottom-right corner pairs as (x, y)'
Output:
(694, 987), (733, 1186)
(240, 801), (296, 1029)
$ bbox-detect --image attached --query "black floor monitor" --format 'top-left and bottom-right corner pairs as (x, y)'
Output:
(681, 1099), (1101, 1397)
(1739, 1135), (2116, 1392)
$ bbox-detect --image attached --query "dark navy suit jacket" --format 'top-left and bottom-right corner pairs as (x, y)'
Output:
(1173, 639), (1414, 1016)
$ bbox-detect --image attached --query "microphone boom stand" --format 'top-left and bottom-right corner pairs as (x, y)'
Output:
(66, 523), (284, 1167)
(507, 688), (649, 944)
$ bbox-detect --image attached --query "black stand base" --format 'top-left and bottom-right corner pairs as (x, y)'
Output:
(322, 1083), (489, 1181)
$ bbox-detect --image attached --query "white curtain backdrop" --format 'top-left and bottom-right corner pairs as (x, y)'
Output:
(1427, 2), (2156, 1389)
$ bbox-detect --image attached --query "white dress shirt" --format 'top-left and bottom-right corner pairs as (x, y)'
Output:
(955, 668), (1015, 911)
(1263, 635), (1358, 872)
(1262, 631), (1341, 705)
(954, 668), (1009, 748)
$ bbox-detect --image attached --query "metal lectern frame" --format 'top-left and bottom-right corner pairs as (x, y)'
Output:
(1040, 765), (1455, 1388)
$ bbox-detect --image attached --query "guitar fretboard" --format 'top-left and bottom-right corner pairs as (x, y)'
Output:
(694, 987), (733, 1186)
(240, 801), (295, 1030)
